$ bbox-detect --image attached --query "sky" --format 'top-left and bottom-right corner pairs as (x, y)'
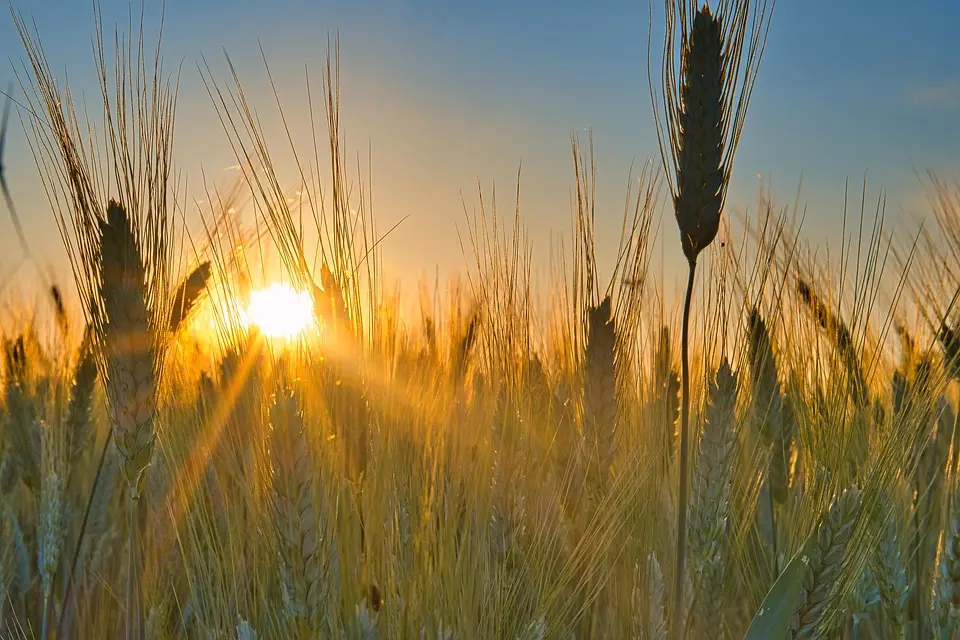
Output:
(0, 0), (957, 310)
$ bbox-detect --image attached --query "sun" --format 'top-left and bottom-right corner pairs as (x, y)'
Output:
(243, 283), (314, 338)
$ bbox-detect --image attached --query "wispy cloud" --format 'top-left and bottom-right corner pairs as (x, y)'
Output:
(906, 76), (960, 109)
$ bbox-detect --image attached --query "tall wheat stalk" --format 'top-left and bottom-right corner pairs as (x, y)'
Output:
(650, 1), (773, 635)
(14, 5), (178, 638)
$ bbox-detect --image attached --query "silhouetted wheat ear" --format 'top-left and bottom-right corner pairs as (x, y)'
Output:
(66, 329), (97, 472)
(98, 200), (158, 495)
(939, 321), (960, 381)
(655, 327), (680, 454)
(168, 261), (212, 333)
(796, 278), (867, 405)
(747, 308), (782, 443)
(674, 7), (724, 262)
(790, 485), (862, 639)
(50, 285), (68, 335)
(582, 295), (618, 494)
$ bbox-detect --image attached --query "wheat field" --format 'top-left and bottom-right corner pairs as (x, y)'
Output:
(0, 1), (957, 639)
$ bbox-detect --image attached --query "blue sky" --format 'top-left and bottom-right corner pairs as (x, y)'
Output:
(0, 0), (957, 305)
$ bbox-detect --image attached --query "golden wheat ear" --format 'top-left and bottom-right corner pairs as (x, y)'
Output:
(98, 200), (158, 496)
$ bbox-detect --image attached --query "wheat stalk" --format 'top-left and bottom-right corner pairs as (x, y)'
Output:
(650, 3), (773, 633)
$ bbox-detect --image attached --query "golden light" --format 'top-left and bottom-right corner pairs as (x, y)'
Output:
(243, 283), (314, 338)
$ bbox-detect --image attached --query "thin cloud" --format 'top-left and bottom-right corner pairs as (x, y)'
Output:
(907, 76), (960, 109)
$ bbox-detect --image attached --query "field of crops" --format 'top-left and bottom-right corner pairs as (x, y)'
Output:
(0, 1), (957, 639)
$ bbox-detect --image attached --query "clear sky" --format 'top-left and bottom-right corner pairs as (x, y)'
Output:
(0, 0), (957, 308)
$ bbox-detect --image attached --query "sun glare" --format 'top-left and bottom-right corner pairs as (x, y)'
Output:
(244, 283), (314, 339)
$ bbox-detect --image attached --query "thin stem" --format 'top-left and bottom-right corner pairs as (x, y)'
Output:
(949, 399), (960, 486)
(126, 493), (141, 640)
(56, 428), (114, 638)
(768, 482), (778, 574)
(41, 588), (50, 640)
(911, 475), (924, 639)
(671, 260), (696, 640)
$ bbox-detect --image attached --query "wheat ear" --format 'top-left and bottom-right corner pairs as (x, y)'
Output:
(876, 516), (909, 634)
(236, 617), (260, 640)
(168, 261), (212, 334)
(796, 278), (868, 406)
(654, 327), (680, 466)
(933, 480), (960, 638)
(747, 307), (788, 569)
(790, 485), (862, 639)
(98, 201), (159, 496)
(66, 328), (97, 477)
(38, 421), (65, 640)
(651, 3), (773, 633)
(269, 385), (329, 634)
(647, 553), (668, 640)
(688, 359), (737, 633)
(582, 295), (618, 498)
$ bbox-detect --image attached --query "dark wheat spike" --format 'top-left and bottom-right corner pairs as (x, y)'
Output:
(50, 285), (68, 336)
(747, 307), (783, 445)
(452, 313), (479, 383)
(65, 329), (97, 470)
(168, 261), (212, 334)
(939, 321), (960, 381)
(98, 200), (158, 494)
(655, 327), (680, 457)
(582, 296), (618, 494)
(796, 278), (868, 405)
(674, 7), (724, 263)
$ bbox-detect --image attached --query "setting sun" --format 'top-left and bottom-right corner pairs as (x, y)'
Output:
(243, 283), (314, 338)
